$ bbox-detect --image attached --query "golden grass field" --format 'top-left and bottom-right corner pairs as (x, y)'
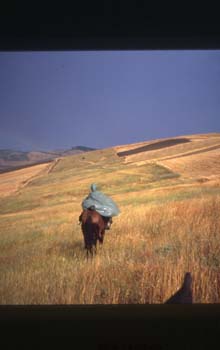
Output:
(0, 162), (50, 198)
(0, 133), (220, 304)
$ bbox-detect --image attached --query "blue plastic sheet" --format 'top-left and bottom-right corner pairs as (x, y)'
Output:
(82, 184), (120, 217)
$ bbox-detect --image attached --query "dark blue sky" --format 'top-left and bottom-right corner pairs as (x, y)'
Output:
(0, 50), (220, 151)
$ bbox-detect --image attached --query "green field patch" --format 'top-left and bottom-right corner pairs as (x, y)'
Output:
(119, 185), (220, 207)
(52, 149), (122, 174)
(96, 164), (179, 194)
(201, 254), (220, 269)
(0, 229), (43, 247)
(165, 186), (220, 202)
(154, 243), (181, 258)
(0, 193), (41, 214)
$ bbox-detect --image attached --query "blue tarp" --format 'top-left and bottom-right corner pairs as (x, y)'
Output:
(82, 184), (120, 217)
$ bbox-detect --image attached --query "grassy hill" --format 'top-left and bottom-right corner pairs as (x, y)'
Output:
(0, 133), (220, 304)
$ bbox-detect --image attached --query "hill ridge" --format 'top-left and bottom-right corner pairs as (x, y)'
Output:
(0, 146), (97, 173)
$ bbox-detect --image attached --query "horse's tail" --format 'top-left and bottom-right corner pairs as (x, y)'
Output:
(84, 214), (99, 252)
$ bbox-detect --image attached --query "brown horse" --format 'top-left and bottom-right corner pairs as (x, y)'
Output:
(79, 208), (106, 257)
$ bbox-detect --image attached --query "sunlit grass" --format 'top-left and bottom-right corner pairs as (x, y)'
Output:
(0, 147), (220, 304)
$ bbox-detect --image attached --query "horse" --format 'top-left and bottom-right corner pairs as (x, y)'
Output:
(79, 208), (106, 258)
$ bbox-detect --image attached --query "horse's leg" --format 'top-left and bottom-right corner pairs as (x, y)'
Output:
(98, 230), (105, 245)
(86, 245), (93, 259)
(92, 225), (98, 255)
(82, 226), (87, 250)
(101, 230), (105, 244)
(98, 235), (103, 244)
(84, 231), (92, 259)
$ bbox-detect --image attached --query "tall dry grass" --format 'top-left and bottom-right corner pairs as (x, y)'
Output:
(0, 194), (220, 304)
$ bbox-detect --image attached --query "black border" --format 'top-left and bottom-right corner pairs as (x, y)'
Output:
(1, 305), (220, 346)
(1, 4), (220, 51)
(1, 5), (220, 346)
(1, 305), (220, 336)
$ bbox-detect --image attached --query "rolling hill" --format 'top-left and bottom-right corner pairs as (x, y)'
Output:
(0, 133), (220, 304)
(0, 146), (96, 173)
(115, 133), (220, 180)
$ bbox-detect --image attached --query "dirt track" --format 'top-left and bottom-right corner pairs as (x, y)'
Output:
(16, 158), (61, 193)
(47, 158), (61, 174)
(0, 162), (50, 198)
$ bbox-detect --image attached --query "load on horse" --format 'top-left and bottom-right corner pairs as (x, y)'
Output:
(79, 183), (120, 256)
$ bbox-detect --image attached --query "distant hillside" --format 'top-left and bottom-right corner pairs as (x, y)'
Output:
(115, 133), (220, 180)
(0, 149), (29, 161)
(0, 146), (96, 173)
